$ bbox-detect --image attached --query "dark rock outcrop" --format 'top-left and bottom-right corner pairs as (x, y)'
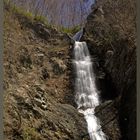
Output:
(82, 0), (136, 139)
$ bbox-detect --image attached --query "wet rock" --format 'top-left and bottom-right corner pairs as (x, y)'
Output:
(95, 100), (121, 140)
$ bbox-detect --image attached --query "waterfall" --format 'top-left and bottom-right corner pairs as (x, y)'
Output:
(72, 28), (84, 41)
(73, 41), (107, 140)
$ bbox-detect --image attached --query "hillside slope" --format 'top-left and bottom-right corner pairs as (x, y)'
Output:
(3, 6), (89, 140)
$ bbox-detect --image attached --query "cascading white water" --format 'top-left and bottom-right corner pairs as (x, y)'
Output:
(73, 41), (107, 140)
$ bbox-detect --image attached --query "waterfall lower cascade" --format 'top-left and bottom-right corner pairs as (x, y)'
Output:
(73, 41), (107, 140)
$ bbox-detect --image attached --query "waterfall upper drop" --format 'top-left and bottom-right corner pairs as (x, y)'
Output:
(72, 28), (84, 41)
(73, 41), (107, 140)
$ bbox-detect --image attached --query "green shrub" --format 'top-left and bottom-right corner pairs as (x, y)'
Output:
(59, 25), (81, 34)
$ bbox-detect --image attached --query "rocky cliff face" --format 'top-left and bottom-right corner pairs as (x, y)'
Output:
(4, 6), (90, 140)
(4, 0), (136, 139)
(82, 0), (136, 139)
